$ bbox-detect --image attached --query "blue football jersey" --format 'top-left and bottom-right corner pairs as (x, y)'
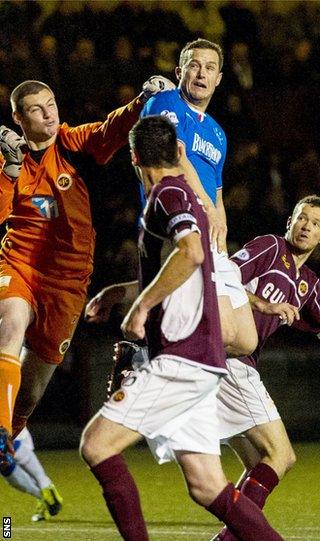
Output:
(141, 89), (226, 204)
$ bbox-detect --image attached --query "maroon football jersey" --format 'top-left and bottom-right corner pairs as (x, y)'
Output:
(138, 174), (226, 373)
(231, 234), (320, 367)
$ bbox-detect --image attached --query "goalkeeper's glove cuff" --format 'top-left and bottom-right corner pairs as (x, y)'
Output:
(140, 75), (176, 103)
(0, 125), (25, 181)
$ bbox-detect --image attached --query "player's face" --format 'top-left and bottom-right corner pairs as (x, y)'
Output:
(288, 204), (320, 253)
(176, 48), (222, 111)
(15, 89), (59, 144)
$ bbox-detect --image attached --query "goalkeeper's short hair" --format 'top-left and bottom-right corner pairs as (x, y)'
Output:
(11, 80), (54, 113)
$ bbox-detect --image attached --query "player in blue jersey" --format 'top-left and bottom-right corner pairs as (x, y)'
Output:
(141, 38), (258, 357)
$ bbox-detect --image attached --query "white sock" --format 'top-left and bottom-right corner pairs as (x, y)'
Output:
(15, 439), (51, 490)
(5, 464), (41, 498)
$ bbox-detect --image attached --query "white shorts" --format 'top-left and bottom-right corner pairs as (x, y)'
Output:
(213, 248), (248, 309)
(217, 358), (280, 440)
(100, 356), (222, 464)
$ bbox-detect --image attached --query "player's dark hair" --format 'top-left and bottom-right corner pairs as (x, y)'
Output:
(129, 116), (179, 168)
(292, 194), (320, 216)
(179, 38), (224, 70)
(10, 80), (54, 113)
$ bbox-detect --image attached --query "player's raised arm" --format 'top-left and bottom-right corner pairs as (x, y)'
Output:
(121, 232), (203, 340)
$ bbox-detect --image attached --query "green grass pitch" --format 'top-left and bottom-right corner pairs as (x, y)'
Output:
(1, 442), (319, 540)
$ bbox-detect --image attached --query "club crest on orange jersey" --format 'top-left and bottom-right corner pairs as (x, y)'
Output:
(281, 254), (290, 269)
(59, 338), (71, 354)
(298, 280), (308, 296)
(56, 173), (73, 191)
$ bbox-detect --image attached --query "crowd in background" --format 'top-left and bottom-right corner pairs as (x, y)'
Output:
(0, 0), (319, 293)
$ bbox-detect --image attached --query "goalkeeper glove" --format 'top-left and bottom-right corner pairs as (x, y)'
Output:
(0, 125), (26, 181)
(140, 75), (176, 103)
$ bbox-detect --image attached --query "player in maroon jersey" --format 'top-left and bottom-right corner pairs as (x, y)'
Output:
(212, 194), (320, 541)
(80, 116), (284, 541)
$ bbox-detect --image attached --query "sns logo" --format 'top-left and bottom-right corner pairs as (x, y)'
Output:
(2, 517), (11, 539)
(32, 197), (59, 219)
(56, 173), (73, 191)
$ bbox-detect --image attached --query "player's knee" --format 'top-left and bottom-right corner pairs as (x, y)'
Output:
(186, 477), (223, 507)
(284, 447), (296, 474)
(0, 315), (26, 350)
(79, 428), (97, 465)
(79, 429), (112, 467)
(187, 481), (209, 506)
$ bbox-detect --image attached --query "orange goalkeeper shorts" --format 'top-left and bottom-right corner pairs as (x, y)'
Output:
(0, 258), (91, 364)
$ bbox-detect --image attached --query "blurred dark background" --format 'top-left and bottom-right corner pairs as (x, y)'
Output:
(0, 0), (319, 445)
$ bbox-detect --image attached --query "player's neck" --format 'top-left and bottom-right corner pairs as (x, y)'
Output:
(180, 89), (209, 113)
(291, 250), (311, 272)
(26, 133), (57, 151)
(143, 166), (184, 193)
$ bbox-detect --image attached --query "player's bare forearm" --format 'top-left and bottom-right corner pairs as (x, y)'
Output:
(179, 149), (213, 208)
(215, 189), (227, 252)
(85, 281), (138, 323)
(179, 151), (226, 250)
(246, 291), (300, 325)
(121, 232), (203, 339)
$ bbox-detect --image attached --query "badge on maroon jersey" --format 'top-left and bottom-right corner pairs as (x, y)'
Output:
(281, 254), (291, 269)
(233, 248), (250, 261)
(298, 280), (308, 296)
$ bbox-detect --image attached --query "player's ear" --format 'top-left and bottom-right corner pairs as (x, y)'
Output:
(175, 66), (182, 81)
(130, 149), (140, 166)
(12, 110), (22, 127)
(215, 71), (223, 88)
(286, 216), (292, 230)
(177, 141), (184, 161)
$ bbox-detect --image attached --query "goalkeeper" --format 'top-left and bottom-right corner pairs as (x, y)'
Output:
(0, 75), (174, 462)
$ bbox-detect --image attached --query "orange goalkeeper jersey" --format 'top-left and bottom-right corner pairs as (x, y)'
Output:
(0, 97), (142, 277)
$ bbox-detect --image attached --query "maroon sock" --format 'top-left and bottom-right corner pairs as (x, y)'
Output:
(242, 462), (279, 507)
(213, 464), (280, 541)
(206, 482), (283, 541)
(91, 454), (149, 541)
